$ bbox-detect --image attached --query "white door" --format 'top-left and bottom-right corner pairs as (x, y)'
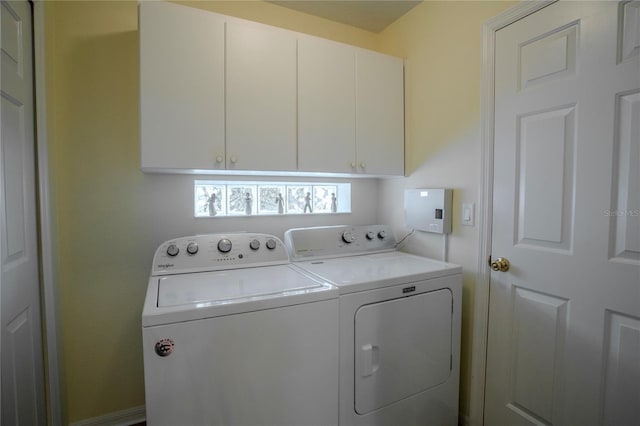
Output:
(486, 2), (640, 425)
(1, 0), (46, 424)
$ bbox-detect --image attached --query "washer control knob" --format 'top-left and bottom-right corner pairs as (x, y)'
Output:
(186, 242), (199, 255)
(166, 244), (179, 257)
(366, 231), (375, 240)
(249, 239), (260, 250)
(265, 239), (277, 250)
(342, 231), (356, 243)
(378, 230), (387, 239)
(217, 238), (232, 253)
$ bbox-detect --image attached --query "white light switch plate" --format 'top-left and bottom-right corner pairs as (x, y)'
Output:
(462, 203), (474, 226)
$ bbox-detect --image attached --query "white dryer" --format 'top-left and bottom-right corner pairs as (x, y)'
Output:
(285, 225), (462, 426)
(142, 233), (339, 426)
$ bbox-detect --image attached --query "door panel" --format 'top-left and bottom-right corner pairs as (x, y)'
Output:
(506, 287), (569, 424)
(518, 22), (577, 90)
(516, 105), (576, 251)
(618, 1), (640, 63)
(610, 90), (640, 262)
(601, 311), (640, 424)
(486, 2), (640, 425)
(2, 95), (26, 259)
(1, 0), (46, 424)
(354, 289), (452, 414)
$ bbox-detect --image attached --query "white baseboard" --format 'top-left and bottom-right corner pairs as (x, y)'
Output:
(69, 405), (145, 426)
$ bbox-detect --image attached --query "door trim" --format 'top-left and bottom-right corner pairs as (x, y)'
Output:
(33, 1), (62, 424)
(469, 2), (556, 425)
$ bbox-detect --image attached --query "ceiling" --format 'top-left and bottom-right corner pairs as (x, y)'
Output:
(267, 0), (422, 33)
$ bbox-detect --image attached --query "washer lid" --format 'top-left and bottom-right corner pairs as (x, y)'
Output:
(143, 264), (337, 327)
(157, 264), (326, 307)
(296, 251), (461, 293)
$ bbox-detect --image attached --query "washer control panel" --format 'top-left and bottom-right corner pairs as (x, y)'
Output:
(285, 225), (396, 260)
(152, 233), (287, 275)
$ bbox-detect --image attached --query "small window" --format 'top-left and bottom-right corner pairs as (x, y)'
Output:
(195, 180), (351, 217)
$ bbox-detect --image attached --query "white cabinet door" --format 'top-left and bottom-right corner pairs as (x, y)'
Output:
(139, 1), (225, 170)
(226, 20), (297, 172)
(298, 37), (356, 174)
(486, 2), (640, 425)
(356, 50), (404, 176)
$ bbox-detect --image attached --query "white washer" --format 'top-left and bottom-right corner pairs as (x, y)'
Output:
(142, 233), (339, 426)
(285, 225), (462, 426)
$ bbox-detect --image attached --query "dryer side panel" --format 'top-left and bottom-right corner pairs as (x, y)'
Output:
(354, 289), (453, 414)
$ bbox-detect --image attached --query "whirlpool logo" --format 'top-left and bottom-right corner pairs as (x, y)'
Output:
(157, 263), (174, 269)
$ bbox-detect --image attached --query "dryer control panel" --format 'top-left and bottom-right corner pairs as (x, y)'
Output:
(285, 225), (396, 260)
(152, 233), (288, 275)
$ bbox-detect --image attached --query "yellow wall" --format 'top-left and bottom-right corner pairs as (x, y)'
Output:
(178, 0), (379, 49)
(46, 0), (517, 422)
(44, 1), (378, 423)
(376, 1), (515, 420)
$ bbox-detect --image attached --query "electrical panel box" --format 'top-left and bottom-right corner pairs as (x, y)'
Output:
(404, 188), (453, 234)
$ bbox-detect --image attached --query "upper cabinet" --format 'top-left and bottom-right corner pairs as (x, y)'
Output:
(355, 50), (405, 176)
(139, 2), (404, 177)
(139, 1), (225, 170)
(226, 20), (297, 172)
(298, 37), (356, 174)
(297, 38), (405, 176)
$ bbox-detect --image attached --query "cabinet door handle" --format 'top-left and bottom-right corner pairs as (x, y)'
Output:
(215, 155), (223, 164)
(360, 162), (366, 169)
(230, 156), (237, 164)
(350, 162), (357, 168)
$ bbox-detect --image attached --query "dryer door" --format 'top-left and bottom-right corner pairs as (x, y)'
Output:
(354, 289), (453, 414)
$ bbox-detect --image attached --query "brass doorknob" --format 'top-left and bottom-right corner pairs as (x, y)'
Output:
(491, 257), (510, 272)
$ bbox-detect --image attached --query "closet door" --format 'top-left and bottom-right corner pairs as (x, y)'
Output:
(226, 20), (297, 172)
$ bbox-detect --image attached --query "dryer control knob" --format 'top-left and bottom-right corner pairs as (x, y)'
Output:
(186, 242), (198, 255)
(249, 239), (260, 250)
(265, 239), (277, 250)
(366, 231), (375, 240)
(378, 230), (387, 239)
(217, 238), (232, 253)
(342, 231), (356, 243)
(166, 244), (179, 257)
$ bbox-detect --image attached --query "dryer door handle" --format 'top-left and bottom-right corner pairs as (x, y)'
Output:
(360, 344), (380, 377)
